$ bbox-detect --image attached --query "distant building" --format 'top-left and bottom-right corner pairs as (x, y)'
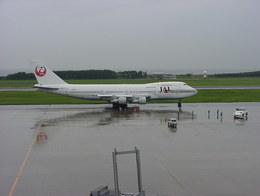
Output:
(149, 72), (176, 80)
(203, 71), (207, 79)
(162, 74), (176, 80)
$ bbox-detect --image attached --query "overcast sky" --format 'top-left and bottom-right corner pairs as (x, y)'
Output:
(1, 0), (260, 75)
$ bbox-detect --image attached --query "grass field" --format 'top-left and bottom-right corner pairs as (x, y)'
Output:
(0, 77), (259, 104)
(180, 77), (260, 86)
(1, 89), (260, 105)
(0, 77), (260, 87)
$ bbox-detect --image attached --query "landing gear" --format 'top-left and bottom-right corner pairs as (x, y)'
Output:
(120, 104), (128, 109)
(112, 103), (128, 109)
(178, 99), (182, 111)
(113, 103), (120, 109)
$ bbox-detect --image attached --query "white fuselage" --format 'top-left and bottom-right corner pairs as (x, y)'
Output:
(36, 81), (197, 104)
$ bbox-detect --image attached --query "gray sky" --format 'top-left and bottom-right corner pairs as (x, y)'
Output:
(1, 0), (260, 75)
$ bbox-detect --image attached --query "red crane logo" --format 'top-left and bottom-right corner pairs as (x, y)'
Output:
(35, 65), (47, 77)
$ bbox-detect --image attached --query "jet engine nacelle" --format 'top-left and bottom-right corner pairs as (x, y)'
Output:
(138, 97), (146, 104)
(118, 97), (127, 104)
(131, 97), (147, 104)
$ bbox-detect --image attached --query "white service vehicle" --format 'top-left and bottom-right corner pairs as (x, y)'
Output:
(234, 107), (248, 119)
(168, 118), (177, 128)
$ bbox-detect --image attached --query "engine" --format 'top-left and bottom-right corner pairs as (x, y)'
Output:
(118, 97), (127, 104)
(138, 97), (146, 104)
(112, 97), (146, 105)
(131, 97), (147, 104)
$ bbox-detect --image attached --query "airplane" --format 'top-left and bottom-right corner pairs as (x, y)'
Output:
(32, 61), (197, 109)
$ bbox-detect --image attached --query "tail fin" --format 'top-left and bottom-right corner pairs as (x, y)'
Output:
(31, 60), (67, 85)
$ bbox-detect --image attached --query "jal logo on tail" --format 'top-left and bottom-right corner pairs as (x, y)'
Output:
(35, 65), (47, 77)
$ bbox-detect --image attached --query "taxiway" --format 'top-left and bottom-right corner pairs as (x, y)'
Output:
(1, 103), (260, 196)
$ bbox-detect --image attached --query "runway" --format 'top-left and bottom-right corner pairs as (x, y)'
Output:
(0, 87), (36, 91)
(1, 103), (260, 196)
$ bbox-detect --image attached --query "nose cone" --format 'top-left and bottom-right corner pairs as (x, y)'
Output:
(188, 86), (197, 97)
(182, 83), (198, 98)
(193, 88), (198, 95)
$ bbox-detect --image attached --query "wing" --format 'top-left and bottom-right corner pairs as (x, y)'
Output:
(97, 94), (133, 100)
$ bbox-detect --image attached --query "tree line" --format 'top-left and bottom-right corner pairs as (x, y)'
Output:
(211, 71), (260, 78)
(3, 70), (147, 80)
(3, 70), (259, 80)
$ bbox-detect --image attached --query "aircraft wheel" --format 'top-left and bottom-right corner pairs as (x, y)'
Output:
(120, 104), (128, 109)
(113, 103), (120, 109)
(178, 100), (182, 111)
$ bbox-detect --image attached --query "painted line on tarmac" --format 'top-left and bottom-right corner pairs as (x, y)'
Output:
(8, 120), (43, 196)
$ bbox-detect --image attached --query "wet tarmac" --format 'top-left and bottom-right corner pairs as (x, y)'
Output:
(1, 103), (260, 196)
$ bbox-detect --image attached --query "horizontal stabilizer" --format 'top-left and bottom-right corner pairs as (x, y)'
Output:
(34, 84), (59, 90)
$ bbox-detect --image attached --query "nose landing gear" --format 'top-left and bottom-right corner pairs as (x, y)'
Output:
(178, 99), (182, 111)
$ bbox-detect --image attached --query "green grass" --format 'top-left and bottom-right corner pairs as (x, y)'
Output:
(1, 77), (260, 104)
(0, 91), (106, 104)
(150, 89), (260, 103)
(0, 77), (260, 87)
(185, 89), (260, 102)
(0, 80), (37, 87)
(180, 77), (260, 86)
(1, 89), (260, 105)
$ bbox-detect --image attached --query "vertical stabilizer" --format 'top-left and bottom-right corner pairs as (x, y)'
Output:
(31, 60), (67, 85)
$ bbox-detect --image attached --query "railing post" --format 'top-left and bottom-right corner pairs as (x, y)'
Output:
(113, 149), (120, 196)
(135, 147), (143, 193)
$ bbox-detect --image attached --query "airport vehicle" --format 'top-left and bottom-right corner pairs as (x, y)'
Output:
(168, 118), (177, 128)
(234, 107), (248, 119)
(32, 61), (197, 109)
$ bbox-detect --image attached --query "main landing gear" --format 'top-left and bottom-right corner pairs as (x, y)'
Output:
(178, 99), (182, 111)
(113, 103), (128, 109)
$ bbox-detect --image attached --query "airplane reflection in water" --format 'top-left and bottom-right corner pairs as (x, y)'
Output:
(234, 118), (248, 126)
(34, 106), (196, 139)
(97, 107), (195, 126)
